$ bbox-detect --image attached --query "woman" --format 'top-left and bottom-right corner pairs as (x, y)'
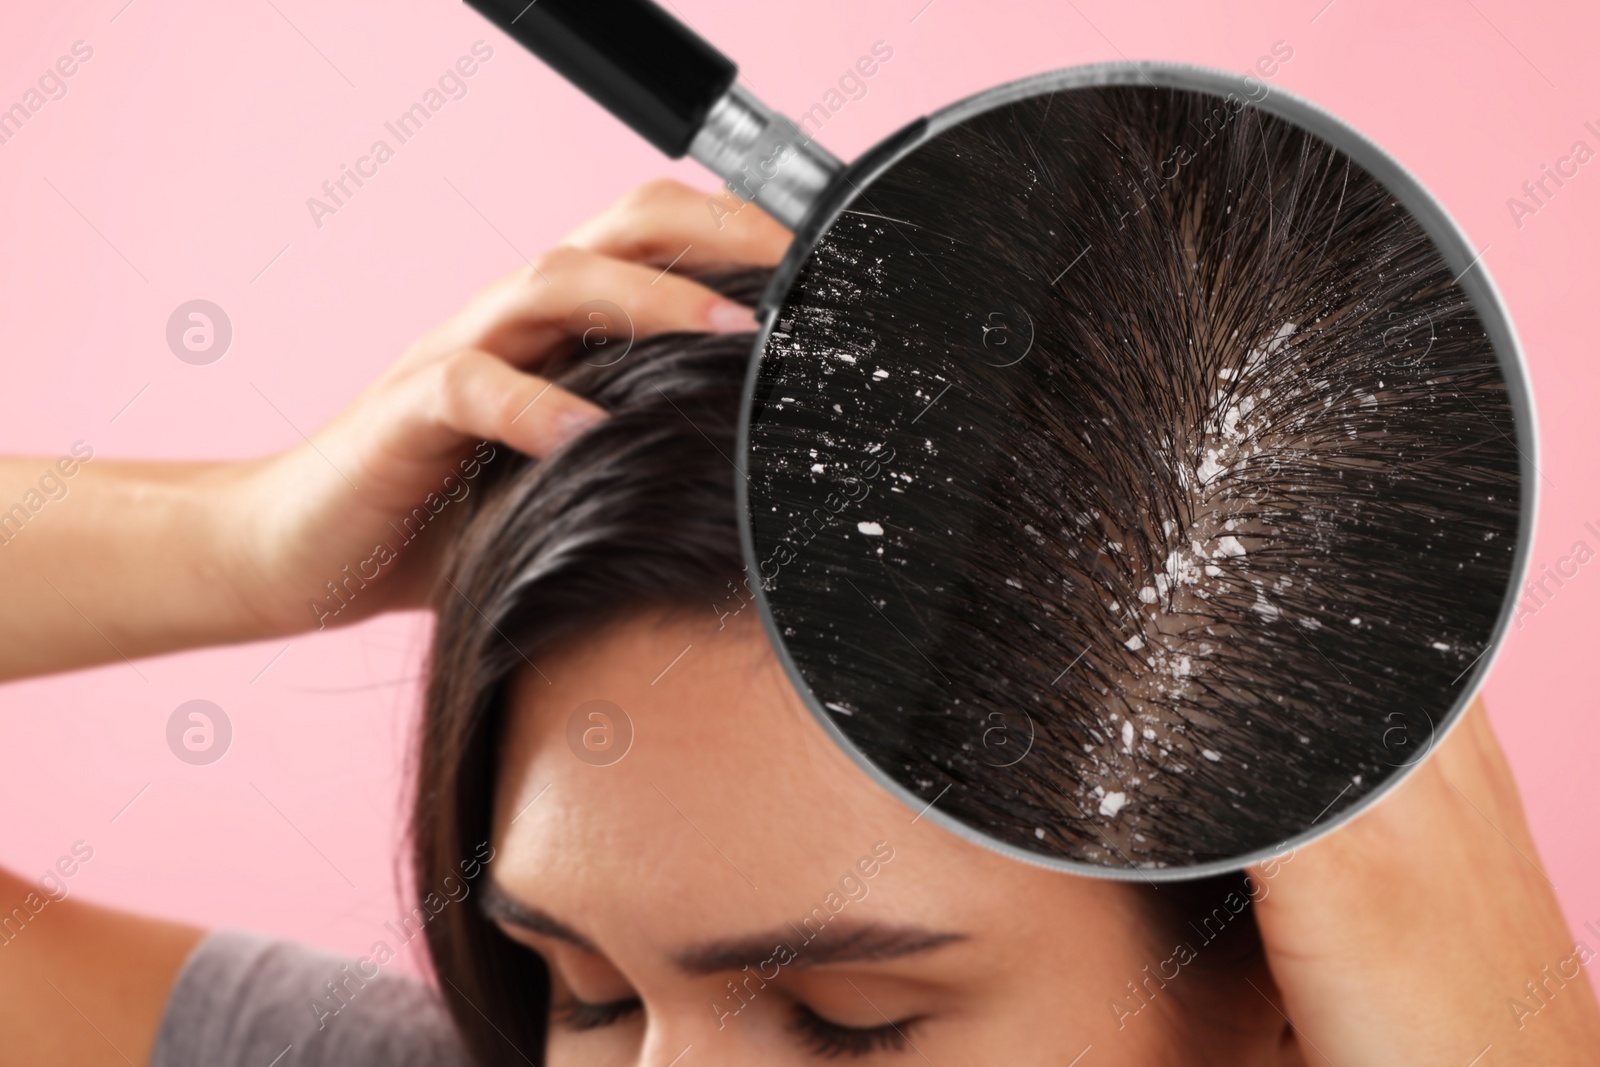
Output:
(0, 181), (1594, 1065)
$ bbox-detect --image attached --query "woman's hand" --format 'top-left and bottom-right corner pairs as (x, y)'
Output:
(0, 180), (789, 680)
(231, 179), (789, 635)
(1249, 697), (1600, 1065)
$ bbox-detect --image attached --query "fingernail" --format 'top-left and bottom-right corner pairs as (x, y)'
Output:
(708, 299), (760, 333)
(553, 404), (607, 446)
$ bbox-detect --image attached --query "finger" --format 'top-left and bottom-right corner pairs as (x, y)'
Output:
(564, 178), (793, 268)
(431, 348), (608, 459)
(413, 181), (780, 363)
(428, 245), (760, 367)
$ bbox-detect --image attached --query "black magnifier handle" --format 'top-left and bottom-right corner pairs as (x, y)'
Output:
(464, 0), (841, 229)
(464, 0), (734, 158)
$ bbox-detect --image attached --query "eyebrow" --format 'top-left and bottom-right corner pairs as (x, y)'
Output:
(481, 880), (600, 953)
(673, 923), (969, 975)
(482, 881), (967, 974)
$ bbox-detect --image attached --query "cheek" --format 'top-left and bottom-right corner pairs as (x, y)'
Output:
(544, 1029), (627, 1067)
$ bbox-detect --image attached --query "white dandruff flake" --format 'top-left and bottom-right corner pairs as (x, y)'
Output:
(858, 521), (884, 536)
(1431, 641), (1450, 651)
(1215, 535), (1247, 558)
(1035, 827), (1046, 839)
(1124, 635), (1145, 651)
(1099, 791), (1127, 817)
(1202, 749), (1221, 761)
(810, 463), (825, 473)
(1121, 721), (1135, 748)
(872, 368), (889, 379)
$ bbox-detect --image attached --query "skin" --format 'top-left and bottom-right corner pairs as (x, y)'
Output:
(490, 609), (1295, 1065)
(0, 180), (1594, 1065)
(0, 179), (776, 681)
(1251, 700), (1600, 1063)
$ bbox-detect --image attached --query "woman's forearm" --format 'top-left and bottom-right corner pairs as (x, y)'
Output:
(0, 457), (277, 682)
(0, 186), (779, 687)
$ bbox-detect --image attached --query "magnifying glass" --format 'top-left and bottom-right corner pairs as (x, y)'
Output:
(466, 0), (1534, 878)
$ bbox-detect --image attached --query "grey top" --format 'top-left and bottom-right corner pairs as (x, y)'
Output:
(151, 928), (476, 1067)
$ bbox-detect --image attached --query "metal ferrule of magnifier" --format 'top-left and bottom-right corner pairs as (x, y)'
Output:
(688, 84), (843, 230)
(461, 0), (840, 231)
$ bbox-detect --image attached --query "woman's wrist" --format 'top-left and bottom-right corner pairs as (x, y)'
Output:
(188, 456), (310, 644)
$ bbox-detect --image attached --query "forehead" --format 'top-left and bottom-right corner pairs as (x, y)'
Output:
(486, 610), (1149, 994)
(494, 612), (904, 886)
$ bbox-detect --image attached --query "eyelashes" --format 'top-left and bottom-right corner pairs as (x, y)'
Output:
(789, 1004), (919, 1059)
(554, 995), (921, 1059)
(554, 995), (642, 1031)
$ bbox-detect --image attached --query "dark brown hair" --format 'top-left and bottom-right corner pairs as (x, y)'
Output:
(412, 270), (761, 1065)
(410, 267), (1267, 1065)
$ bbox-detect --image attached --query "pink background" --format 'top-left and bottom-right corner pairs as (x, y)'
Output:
(1, 0), (1595, 969)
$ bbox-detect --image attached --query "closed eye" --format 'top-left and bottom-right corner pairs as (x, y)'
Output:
(554, 995), (642, 1032)
(790, 1003), (921, 1059)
